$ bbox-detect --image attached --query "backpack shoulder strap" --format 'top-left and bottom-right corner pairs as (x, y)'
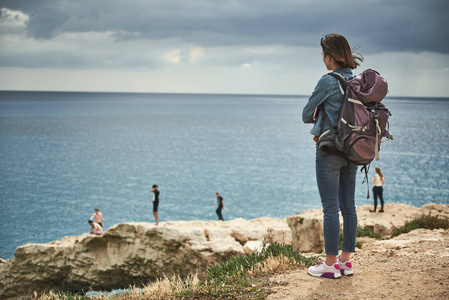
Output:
(328, 72), (347, 95)
(319, 72), (347, 134)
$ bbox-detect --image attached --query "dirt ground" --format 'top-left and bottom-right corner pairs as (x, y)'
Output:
(267, 229), (449, 300)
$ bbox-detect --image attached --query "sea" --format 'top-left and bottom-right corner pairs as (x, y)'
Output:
(1, 91), (448, 259)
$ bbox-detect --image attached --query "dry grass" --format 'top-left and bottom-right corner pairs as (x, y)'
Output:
(33, 290), (89, 300)
(33, 275), (200, 300)
(141, 274), (200, 299)
(32, 243), (319, 300)
(247, 255), (299, 277)
(107, 256), (294, 299)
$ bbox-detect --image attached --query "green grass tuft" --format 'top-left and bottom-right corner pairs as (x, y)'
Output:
(391, 213), (449, 238)
(357, 226), (382, 239)
(206, 242), (319, 285)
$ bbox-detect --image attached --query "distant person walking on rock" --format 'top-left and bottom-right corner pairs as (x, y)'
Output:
(151, 184), (160, 225)
(303, 33), (363, 279)
(371, 167), (385, 213)
(90, 208), (104, 228)
(215, 192), (225, 221)
(88, 220), (103, 235)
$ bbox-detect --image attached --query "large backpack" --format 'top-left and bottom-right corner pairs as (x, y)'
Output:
(317, 69), (393, 195)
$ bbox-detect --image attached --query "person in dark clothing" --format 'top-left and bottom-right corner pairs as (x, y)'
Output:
(215, 192), (225, 221)
(151, 184), (160, 225)
(371, 167), (385, 213)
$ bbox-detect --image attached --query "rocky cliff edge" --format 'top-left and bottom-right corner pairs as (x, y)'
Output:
(0, 218), (291, 299)
(1, 203), (448, 299)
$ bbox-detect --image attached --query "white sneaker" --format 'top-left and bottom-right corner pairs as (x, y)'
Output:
(337, 256), (354, 276)
(307, 260), (341, 279)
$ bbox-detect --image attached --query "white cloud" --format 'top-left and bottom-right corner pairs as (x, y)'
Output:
(162, 47), (205, 64)
(0, 8), (29, 34)
(189, 47), (205, 63)
(163, 49), (182, 64)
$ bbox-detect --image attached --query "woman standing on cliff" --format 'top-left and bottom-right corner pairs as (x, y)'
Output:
(302, 33), (363, 279)
(371, 167), (385, 212)
(151, 184), (160, 225)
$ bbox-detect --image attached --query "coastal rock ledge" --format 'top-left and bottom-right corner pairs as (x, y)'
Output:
(1, 204), (447, 299)
(287, 203), (449, 253)
(0, 218), (291, 299)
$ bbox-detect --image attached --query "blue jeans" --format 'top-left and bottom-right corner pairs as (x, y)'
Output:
(316, 150), (358, 255)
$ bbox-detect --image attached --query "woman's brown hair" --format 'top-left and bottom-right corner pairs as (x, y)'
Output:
(320, 33), (363, 69)
(375, 167), (384, 179)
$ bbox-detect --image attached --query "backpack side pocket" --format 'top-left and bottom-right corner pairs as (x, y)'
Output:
(317, 129), (336, 155)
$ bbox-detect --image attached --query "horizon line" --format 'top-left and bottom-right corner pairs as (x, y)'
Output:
(0, 89), (448, 100)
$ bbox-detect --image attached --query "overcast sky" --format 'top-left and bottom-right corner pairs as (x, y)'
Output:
(0, 0), (448, 97)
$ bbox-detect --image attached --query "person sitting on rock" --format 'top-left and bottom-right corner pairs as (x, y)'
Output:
(88, 220), (103, 235)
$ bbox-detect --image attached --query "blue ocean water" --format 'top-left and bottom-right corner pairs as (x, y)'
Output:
(0, 91), (448, 259)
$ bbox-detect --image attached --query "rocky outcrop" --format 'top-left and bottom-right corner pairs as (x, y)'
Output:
(287, 203), (449, 253)
(2, 203), (447, 299)
(0, 218), (291, 300)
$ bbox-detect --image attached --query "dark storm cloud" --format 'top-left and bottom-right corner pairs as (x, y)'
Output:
(2, 0), (449, 54)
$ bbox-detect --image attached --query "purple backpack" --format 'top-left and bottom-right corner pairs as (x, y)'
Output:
(318, 69), (393, 165)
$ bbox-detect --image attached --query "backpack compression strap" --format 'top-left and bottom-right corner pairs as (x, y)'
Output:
(373, 109), (381, 161)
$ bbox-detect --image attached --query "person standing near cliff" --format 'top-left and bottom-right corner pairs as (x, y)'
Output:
(371, 167), (385, 213)
(90, 208), (104, 228)
(151, 184), (160, 225)
(215, 192), (225, 221)
(302, 33), (363, 279)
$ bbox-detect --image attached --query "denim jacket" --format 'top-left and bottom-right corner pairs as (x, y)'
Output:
(302, 67), (354, 137)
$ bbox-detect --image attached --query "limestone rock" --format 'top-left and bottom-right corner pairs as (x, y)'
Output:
(287, 203), (449, 253)
(0, 218), (290, 299)
(243, 241), (264, 255)
(286, 216), (324, 254)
